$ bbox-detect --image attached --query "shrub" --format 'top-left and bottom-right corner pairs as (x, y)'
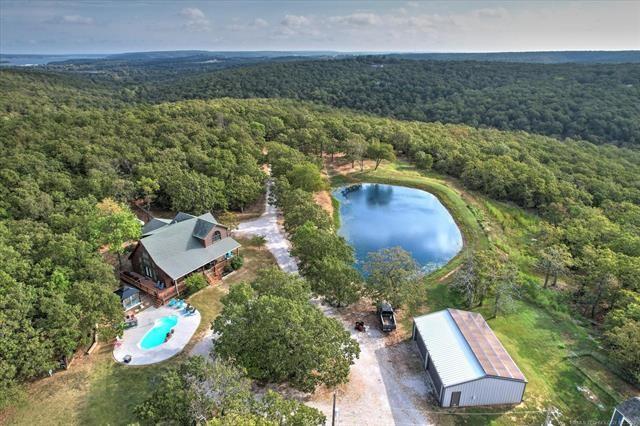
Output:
(247, 235), (266, 246)
(230, 255), (244, 271)
(184, 273), (208, 296)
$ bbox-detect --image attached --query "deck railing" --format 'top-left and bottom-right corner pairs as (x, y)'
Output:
(119, 271), (186, 305)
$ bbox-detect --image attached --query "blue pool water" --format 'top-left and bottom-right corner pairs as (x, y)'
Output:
(140, 315), (178, 350)
(334, 183), (463, 272)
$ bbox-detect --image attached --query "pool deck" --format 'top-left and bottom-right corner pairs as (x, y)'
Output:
(113, 305), (201, 366)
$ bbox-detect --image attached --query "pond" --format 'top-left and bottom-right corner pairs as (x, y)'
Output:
(333, 183), (463, 272)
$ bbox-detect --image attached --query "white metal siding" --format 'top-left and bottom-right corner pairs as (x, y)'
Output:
(442, 377), (525, 407)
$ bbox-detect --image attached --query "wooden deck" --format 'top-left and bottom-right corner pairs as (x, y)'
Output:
(120, 271), (186, 307)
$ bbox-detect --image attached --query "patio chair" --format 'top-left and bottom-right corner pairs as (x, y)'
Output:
(167, 299), (177, 307)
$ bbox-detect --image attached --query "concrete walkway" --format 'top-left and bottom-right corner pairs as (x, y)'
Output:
(113, 305), (200, 366)
(234, 180), (298, 274)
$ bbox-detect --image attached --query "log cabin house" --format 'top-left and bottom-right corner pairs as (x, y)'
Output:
(121, 212), (240, 306)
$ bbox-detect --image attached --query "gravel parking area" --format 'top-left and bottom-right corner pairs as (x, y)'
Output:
(307, 303), (434, 425)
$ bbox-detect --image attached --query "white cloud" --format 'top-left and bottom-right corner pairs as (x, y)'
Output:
(474, 8), (510, 19)
(48, 14), (95, 25)
(253, 18), (268, 28)
(180, 7), (210, 32)
(329, 13), (381, 27)
(227, 18), (269, 31)
(281, 14), (311, 29)
(181, 7), (206, 20)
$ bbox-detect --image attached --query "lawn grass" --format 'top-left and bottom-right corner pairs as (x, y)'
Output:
(188, 285), (226, 340)
(331, 160), (636, 425)
(3, 237), (277, 426)
(3, 344), (175, 426)
(224, 236), (278, 285)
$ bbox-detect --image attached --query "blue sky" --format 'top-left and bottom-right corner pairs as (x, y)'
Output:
(1, 1), (638, 54)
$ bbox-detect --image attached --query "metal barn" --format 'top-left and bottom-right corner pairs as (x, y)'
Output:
(412, 309), (527, 407)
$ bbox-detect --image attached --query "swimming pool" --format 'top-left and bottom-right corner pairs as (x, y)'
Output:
(140, 315), (178, 350)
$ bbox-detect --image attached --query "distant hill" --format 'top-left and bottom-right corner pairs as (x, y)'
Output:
(140, 57), (640, 146)
(388, 51), (640, 64)
(4, 50), (638, 68)
(103, 50), (342, 60)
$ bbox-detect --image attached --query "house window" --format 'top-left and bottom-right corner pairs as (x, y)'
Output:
(140, 252), (157, 280)
(123, 293), (141, 310)
(213, 231), (222, 242)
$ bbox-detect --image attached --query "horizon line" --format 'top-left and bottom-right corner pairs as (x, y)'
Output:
(2, 49), (639, 56)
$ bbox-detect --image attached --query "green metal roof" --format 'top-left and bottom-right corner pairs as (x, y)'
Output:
(141, 217), (171, 236)
(192, 218), (215, 240)
(140, 213), (240, 280)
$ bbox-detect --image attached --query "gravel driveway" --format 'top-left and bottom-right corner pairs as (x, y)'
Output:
(231, 179), (433, 425)
(234, 180), (299, 274)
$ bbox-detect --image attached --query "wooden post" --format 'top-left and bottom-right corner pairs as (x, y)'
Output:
(332, 392), (337, 426)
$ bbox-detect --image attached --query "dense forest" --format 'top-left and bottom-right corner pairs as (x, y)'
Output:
(7, 56), (640, 147)
(1, 66), (639, 403)
(136, 58), (640, 146)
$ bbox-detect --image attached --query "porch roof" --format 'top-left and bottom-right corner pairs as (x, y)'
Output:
(114, 285), (140, 301)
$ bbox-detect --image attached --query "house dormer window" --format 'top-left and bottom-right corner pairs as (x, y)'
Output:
(213, 230), (222, 242)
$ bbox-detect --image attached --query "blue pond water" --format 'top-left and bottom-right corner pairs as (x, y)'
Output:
(333, 183), (463, 272)
(140, 315), (178, 350)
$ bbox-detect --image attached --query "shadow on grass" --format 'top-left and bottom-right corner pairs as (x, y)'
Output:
(79, 345), (176, 425)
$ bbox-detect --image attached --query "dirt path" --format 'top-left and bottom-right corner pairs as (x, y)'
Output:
(313, 190), (334, 217)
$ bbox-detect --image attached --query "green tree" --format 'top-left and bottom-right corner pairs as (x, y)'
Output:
(164, 171), (227, 214)
(253, 390), (326, 425)
(135, 356), (324, 425)
(291, 223), (354, 272)
(93, 198), (141, 269)
(283, 198), (332, 233)
(286, 162), (325, 192)
(363, 247), (421, 308)
(491, 263), (519, 318)
(213, 278), (359, 392)
(414, 151), (434, 171)
(136, 176), (159, 212)
(366, 141), (396, 170)
(227, 174), (263, 212)
(218, 211), (240, 231)
(576, 246), (621, 319)
(250, 267), (312, 304)
(473, 250), (502, 307)
(306, 256), (362, 307)
(344, 135), (368, 170)
(604, 321), (640, 383)
(185, 273), (208, 296)
(537, 244), (573, 288)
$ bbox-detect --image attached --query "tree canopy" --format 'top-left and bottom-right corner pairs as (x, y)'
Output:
(134, 356), (325, 425)
(212, 269), (360, 392)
